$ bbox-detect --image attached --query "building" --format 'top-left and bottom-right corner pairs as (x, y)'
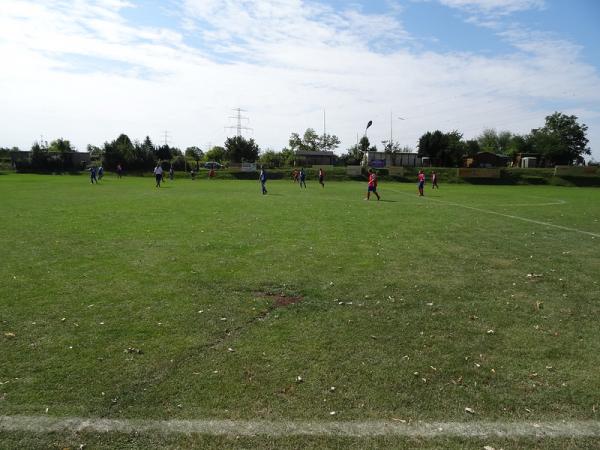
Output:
(464, 151), (510, 168)
(514, 153), (543, 168)
(363, 151), (420, 167)
(295, 150), (336, 167)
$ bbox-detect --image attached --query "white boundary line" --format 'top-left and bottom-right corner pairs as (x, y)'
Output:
(388, 189), (600, 238)
(1, 416), (600, 438)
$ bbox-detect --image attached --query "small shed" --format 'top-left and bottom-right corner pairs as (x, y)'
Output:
(295, 151), (336, 167)
(363, 151), (420, 168)
(466, 152), (510, 168)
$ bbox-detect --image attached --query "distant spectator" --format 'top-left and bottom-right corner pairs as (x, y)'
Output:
(116, 164), (123, 178)
(154, 163), (163, 187)
(259, 167), (268, 195)
(432, 171), (439, 189)
(318, 168), (325, 188)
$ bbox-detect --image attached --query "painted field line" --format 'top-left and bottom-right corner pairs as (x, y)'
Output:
(389, 189), (600, 238)
(2, 416), (600, 438)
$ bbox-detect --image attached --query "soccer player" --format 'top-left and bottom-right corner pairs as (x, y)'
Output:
(169, 166), (174, 181)
(154, 163), (163, 187)
(116, 164), (123, 178)
(432, 171), (439, 189)
(418, 169), (425, 196)
(97, 165), (104, 181)
(299, 168), (307, 188)
(89, 166), (97, 184)
(318, 168), (325, 188)
(365, 168), (380, 200)
(292, 169), (299, 183)
(259, 167), (268, 194)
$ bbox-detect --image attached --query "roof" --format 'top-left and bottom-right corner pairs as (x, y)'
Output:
(476, 151), (510, 158)
(296, 151), (335, 156)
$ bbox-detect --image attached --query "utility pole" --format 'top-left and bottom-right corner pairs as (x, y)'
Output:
(323, 109), (326, 151)
(226, 108), (253, 137)
(162, 130), (171, 147)
(390, 111), (393, 147)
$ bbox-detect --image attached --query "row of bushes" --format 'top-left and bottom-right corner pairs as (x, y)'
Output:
(5, 165), (600, 186)
(111, 166), (600, 187)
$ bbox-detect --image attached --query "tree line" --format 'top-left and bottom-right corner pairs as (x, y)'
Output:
(4, 111), (591, 172)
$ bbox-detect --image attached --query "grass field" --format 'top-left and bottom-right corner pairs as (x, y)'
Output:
(1, 173), (600, 449)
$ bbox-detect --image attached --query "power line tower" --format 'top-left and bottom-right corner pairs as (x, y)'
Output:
(162, 130), (171, 147)
(225, 108), (253, 137)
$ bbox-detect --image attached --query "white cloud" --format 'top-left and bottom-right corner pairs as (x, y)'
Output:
(438, 0), (545, 16)
(0, 0), (598, 159)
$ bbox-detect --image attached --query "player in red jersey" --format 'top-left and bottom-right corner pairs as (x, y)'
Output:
(365, 169), (380, 200)
(418, 170), (425, 196)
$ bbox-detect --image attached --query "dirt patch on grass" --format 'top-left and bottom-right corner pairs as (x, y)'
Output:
(255, 291), (304, 308)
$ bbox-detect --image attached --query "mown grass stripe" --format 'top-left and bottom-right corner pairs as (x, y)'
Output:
(2, 416), (600, 438)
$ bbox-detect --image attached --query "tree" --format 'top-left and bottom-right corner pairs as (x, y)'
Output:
(477, 129), (513, 154)
(224, 136), (260, 163)
(341, 136), (376, 165)
(156, 145), (172, 161)
(418, 130), (446, 158)
(289, 129), (319, 152)
(103, 134), (135, 170)
(259, 150), (285, 168)
(465, 139), (481, 157)
(48, 138), (74, 154)
(87, 144), (104, 161)
(531, 112), (590, 165)
(48, 138), (75, 170)
(280, 148), (296, 166)
(185, 146), (203, 161)
(318, 133), (341, 152)
(505, 134), (532, 158)
(288, 128), (339, 152)
(383, 141), (402, 154)
(205, 146), (226, 163)
(185, 146), (203, 169)
(418, 130), (466, 166)
(30, 141), (48, 170)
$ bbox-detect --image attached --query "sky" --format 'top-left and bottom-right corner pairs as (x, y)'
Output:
(1, 0), (599, 160)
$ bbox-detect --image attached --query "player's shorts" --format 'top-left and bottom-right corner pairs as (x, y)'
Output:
(368, 185), (377, 192)
(418, 181), (424, 188)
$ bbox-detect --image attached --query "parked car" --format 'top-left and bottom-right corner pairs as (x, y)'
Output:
(204, 162), (223, 169)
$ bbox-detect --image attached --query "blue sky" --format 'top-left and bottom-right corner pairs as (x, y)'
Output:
(1, 0), (599, 160)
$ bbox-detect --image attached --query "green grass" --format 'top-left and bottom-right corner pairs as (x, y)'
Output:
(1, 174), (599, 448)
